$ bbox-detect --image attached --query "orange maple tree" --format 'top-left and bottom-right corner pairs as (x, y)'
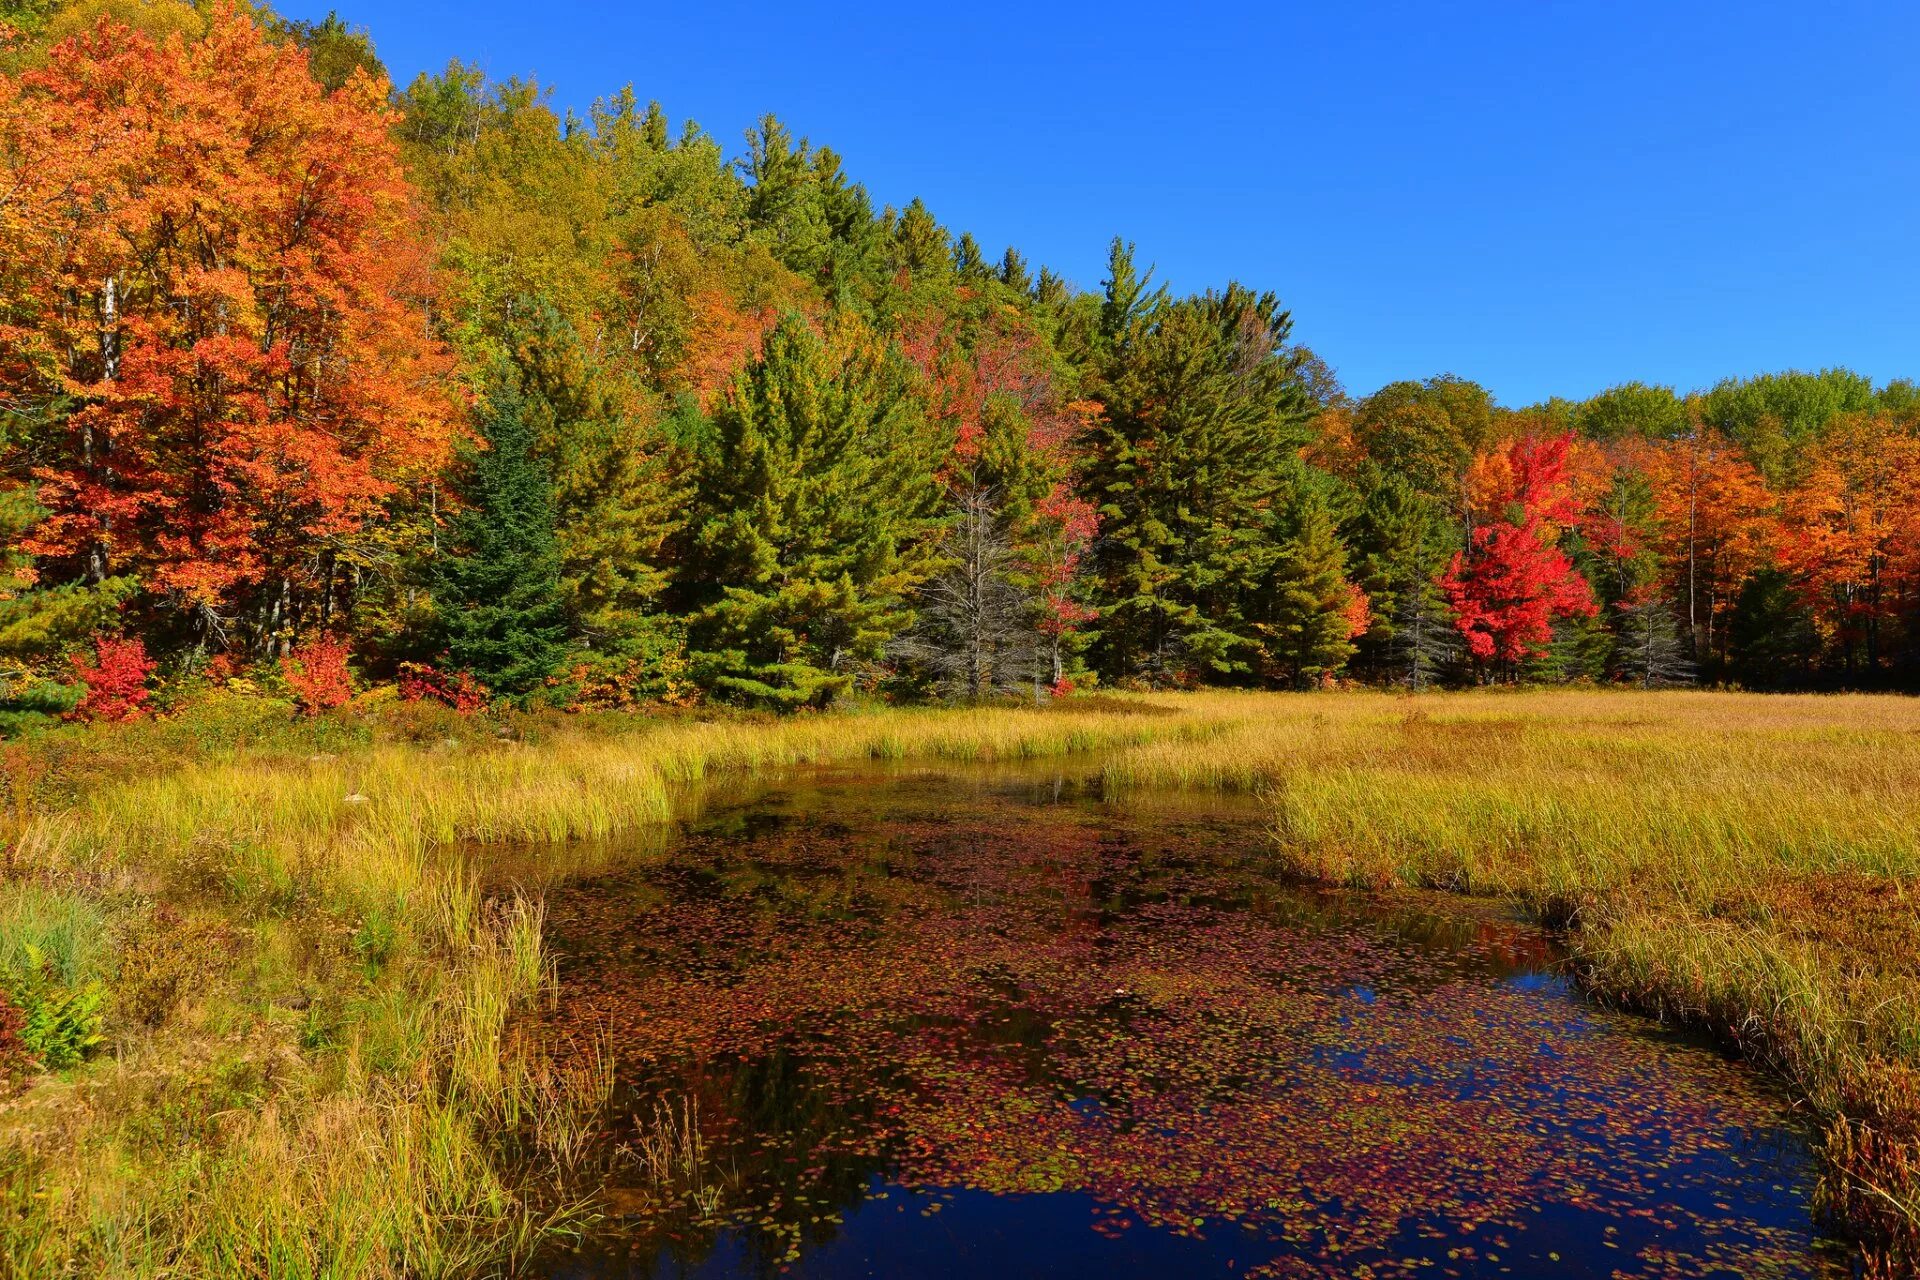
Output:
(1640, 426), (1777, 662)
(1778, 413), (1920, 671)
(1, 6), (456, 653)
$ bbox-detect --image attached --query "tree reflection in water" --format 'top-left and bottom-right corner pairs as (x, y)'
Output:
(535, 766), (1848, 1280)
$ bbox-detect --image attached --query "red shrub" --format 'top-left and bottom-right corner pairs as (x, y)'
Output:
(280, 636), (354, 714)
(67, 635), (156, 723)
(397, 662), (486, 713)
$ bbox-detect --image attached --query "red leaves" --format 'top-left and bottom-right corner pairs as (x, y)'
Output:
(1442, 434), (1597, 665)
(280, 636), (354, 714)
(397, 662), (486, 713)
(66, 634), (155, 722)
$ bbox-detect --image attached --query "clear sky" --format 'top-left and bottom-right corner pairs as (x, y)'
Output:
(285, 1), (1919, 406)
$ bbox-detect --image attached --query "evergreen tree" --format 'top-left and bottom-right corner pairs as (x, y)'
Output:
(1077, 245), (1316, 684)
(998, 247), (1032, 295)
(741, 115), (832, 277)
(892, 489), (1042, 701)
(1727, 567), (1820, 687)
(1261, 491), (1363, 687)
(1614, 590), (1696, 687)
(1032, 266), (1069, 309)
(504, 299), (686, 687)
(681, 314), (944, 707)
(1390, 578), (1458, 690)
(432, 384), (569, 700)
(1348, 473), (1451, 679)
(952, 232), (993, 283)
(889, 198), (952, 282)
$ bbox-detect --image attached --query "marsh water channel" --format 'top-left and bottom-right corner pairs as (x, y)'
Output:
(525, 761), (1852, 1280)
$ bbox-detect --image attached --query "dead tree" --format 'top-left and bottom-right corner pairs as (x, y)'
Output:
(894, 489), (1044, 700)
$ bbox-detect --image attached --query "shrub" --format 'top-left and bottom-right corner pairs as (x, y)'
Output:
(397, 661), (487, 713)
(281, 636), (354, 714)
(66, 634), (156, 723)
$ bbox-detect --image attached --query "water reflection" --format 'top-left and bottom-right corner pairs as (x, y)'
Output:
(533, 765), (1849, 1279)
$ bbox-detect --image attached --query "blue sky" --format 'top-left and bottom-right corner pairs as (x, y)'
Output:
(286, 1), (1919, 406)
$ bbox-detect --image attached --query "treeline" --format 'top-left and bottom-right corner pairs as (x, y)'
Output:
(0, 4), (1915, 727)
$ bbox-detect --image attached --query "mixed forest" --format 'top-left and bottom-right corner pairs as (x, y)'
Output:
(3, 2), (1919, 728)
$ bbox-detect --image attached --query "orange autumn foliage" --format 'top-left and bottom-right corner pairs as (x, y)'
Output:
(1640, 428), (1777, 657)
(1, 6), (456, 647)
(1780, 414), (1920, 667)
(680, 290), (779, 408)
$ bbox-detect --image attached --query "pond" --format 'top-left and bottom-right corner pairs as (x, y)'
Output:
(529, 763), (1852, 1280)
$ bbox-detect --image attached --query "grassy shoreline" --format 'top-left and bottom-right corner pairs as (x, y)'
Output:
(0, 690), (1914, 1275)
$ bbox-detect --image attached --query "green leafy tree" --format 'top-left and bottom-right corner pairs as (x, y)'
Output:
(432, 385), (569, 700)
(1352, 375), (1497, 520)
(681, 315), (944, 707)
(1571, 382), (1688, 441)
(1702, 368), (1878, 483)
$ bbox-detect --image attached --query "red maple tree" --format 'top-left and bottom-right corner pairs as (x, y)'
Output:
(1441, 434), (1597, 667)
(280, 636), (354, 714)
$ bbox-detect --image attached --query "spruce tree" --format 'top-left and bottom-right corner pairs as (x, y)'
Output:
(1262, 492), (1361, 687)
(681, 314), (944, 708)
(432, 384), (569, 701)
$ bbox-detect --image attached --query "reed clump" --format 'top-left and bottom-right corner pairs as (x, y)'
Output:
(1104, 688), (1920, 1273)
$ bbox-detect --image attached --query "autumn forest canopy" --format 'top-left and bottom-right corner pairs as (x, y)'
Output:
(3, 3), (1918, 727)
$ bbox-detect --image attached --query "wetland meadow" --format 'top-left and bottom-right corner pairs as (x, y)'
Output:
(0, 690), (1913, 1278)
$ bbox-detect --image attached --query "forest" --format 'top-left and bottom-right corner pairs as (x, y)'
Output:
(2, 2), (1916, 731)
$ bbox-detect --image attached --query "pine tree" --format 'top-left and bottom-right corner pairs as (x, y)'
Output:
(1391, 578), (1458, 690)
(504, 299), (685, 688)
(1349, 473), (1451, 680)
(1078, 244), (1316, 684)
(889, 198), (952, 282)
(998, 247), (1033, 295)
(681, 314), (944, 708)
(952, 232), (993, 283)
(432, 384), (569, 701)
(1727, 566), (1820, 687)
(1262, 492), (1364, 687)
(1032, 266), (1069, 309)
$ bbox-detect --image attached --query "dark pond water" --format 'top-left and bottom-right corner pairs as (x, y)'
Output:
(530, 764), (1852, 1280)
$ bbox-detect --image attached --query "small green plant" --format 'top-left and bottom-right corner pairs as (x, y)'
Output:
(8, 944), (105, 1070)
